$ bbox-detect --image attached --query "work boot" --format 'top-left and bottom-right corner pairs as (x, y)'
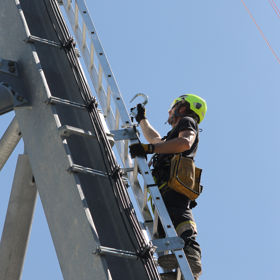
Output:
(158, 249), (201, 278)
(158, 254), (178, 270)
(160, 271), (177, 280)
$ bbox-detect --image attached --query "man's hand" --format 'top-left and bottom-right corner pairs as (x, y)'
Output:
(134, 103), (146, 123)
(129, 143), (155, 158)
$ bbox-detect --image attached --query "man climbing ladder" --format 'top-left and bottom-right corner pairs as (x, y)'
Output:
(129, 94), (207, 280)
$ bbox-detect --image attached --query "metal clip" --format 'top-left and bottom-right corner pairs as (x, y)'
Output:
(129, 93), (148, 118)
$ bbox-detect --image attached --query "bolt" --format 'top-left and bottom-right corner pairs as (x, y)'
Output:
(9, 66), (16, 73)
(16, 95), (24, 102)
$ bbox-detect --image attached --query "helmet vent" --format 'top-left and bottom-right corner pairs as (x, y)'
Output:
(194, 102), (202, 109)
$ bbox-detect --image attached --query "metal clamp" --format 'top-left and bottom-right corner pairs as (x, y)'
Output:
(110, 127), (138, 141)
(152, 237), (185, 253)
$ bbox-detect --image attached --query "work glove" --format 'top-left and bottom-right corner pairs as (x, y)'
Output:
(133, 103), (146, 123)
(129, 143), (155, 158)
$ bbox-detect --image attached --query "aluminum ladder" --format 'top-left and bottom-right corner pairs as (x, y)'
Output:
(58, 0), (195, 279)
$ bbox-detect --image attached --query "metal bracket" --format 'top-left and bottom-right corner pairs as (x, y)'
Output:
(95, 246), (138, 260)
(46, 96), (87, 109)
(152, 237), (185, 253)
(69, 164), (109, 177)
(58, 125), (96, 139)
(110, 127), (138, 141)
(26, 35), (61, 48)
(0, 58), (18, 76)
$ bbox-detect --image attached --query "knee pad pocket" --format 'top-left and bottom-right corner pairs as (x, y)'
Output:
(176, 220), (197, 237)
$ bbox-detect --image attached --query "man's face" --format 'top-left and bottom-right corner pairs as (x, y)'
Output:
(167, 102), (187, 126)
(167, 104), (178, 126)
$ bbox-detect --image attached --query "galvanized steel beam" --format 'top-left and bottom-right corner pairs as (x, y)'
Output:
(0, 117), (21, 171)
(0, 154), (37, 280)
(0, 83), (14, 115)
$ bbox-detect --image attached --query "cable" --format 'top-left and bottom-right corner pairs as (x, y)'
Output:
(241, 0), (280, 65)
(269, 0), (280, 18)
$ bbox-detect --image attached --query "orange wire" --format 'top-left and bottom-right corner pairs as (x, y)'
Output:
(241, 0), (280, 64)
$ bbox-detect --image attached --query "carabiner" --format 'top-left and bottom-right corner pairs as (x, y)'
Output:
(129, 93), (149, 119)
(130, 93), (148, 106)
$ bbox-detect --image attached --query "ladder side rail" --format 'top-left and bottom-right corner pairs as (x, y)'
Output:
(61, 0), (182, 244)
(62, 2), (116, 130)
(61, 2), (152, 223)
(61, 0), (154, 226)
(136, 158), (195, 280)
(60, 2), (194, 279)
(61, 1), (166, 241)
(62, 0), (131, 126)
(120, 148), (154, 225)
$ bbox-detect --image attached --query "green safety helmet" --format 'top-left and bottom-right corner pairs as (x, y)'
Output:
(169, 94), (207, 123)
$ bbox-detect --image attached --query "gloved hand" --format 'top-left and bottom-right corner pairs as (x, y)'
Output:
(129, 143), (155, 158)
(133, 103), (146, 123)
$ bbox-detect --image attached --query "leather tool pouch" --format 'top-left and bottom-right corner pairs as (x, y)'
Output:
(168, 154), (202, 200)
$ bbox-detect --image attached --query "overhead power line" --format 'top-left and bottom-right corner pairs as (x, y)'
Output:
(268, 0), (280, 18)
(241, 0), (280, 65)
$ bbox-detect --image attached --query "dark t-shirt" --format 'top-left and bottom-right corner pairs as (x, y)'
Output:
(165, 116), (199, 159)
(152, 116), (199, 183)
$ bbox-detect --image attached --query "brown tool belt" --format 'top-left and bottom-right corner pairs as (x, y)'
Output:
(168, 154), (202, 201)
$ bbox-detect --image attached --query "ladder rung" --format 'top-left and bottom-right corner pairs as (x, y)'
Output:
(152, 237), (185, 253)
(110, 127), (138, 141)
(59, 125), (96, 139)
(69, 164), (108, 177)
(120, 167), (134, 174)
(46, 96), (87, 109)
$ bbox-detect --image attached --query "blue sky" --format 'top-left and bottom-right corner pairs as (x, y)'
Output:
(1, 1), (280, 279)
